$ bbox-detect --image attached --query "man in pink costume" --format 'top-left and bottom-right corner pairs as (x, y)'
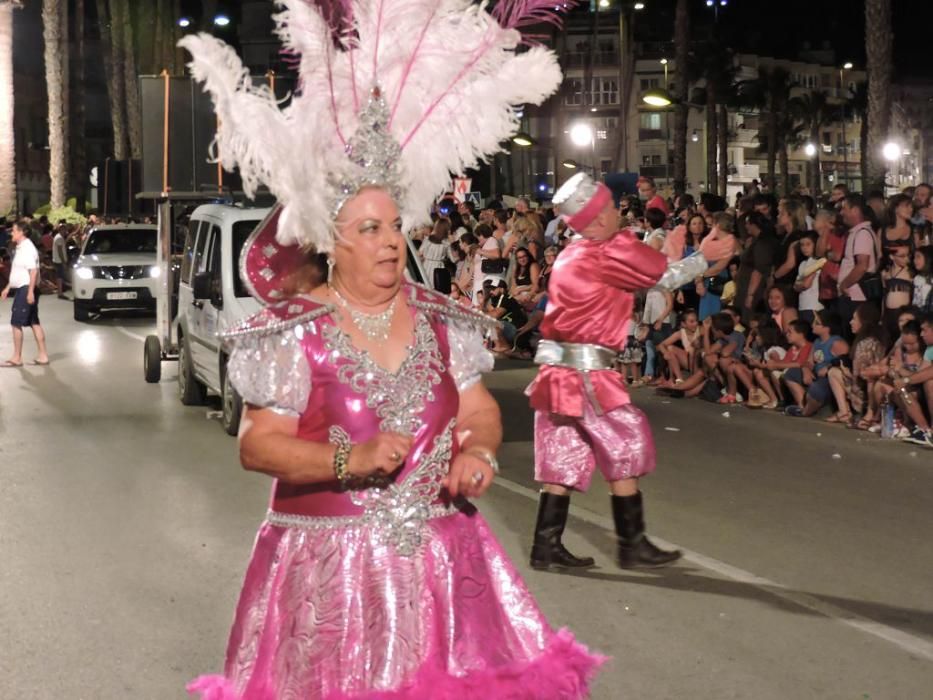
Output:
(527, 172), (735, 570)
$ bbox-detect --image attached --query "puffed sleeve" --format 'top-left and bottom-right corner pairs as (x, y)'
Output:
(600, 231), (669, 291)
(226, 328), (311, 417)
(447, 319), (494, 392)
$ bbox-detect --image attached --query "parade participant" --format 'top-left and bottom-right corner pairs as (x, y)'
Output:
(527, 172), (735, 571)
(181, 1), (603, 698)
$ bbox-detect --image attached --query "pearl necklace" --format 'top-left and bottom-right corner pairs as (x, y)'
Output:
(331, 287), (397, 342)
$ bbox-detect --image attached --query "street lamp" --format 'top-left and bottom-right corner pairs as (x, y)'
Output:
(570, 123), (594, 147)
(883, 142), (901, 161)
(634, 2), (645, 9)
(511, 132), (534, 147)
(213, 14), (232, 27)
(562, 159), (578, 170)
(642, 88), (673, 107)
(599, 0), (611, 7)
(691, 129), (699, 142)
(804, 143), (817, 157)
(177, 16), (192, 28)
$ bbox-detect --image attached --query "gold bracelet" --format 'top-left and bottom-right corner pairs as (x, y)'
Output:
(333, 441), (353, 485)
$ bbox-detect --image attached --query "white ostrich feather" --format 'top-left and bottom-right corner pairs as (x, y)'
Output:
(180, 0), (570, 252)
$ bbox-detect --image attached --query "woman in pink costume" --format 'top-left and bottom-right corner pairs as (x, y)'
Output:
(181, 1), (603, 697)
(527, 173), (736, 572)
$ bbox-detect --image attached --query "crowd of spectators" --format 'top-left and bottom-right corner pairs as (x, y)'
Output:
(411, 196), (564, 360)
(626, 178), (933, 450)
(419, 177), (933, 450)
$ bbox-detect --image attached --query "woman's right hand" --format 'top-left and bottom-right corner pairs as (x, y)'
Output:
(347, 432), (414, 478)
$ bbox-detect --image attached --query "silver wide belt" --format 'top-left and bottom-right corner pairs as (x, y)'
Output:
(534, 339), (618, 371)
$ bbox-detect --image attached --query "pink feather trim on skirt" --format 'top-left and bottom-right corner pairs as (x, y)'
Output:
(188, 628), (605, 700)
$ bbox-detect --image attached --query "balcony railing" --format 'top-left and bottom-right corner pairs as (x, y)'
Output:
(562, 51), (619, 68)
(732, 163), (760, 180)
(731, 128), (758, 145)
(639, 165), (669, 178)
(639, 128), (665, 140)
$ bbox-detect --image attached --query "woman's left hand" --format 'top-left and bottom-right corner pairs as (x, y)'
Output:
(444, 451), (495, 499)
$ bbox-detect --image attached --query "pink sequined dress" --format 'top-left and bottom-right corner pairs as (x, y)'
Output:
(188, 285), (604, 700)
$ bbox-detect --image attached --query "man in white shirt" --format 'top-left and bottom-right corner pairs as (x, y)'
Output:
(1, 220), (50, 366)
(52, 226), (68, 298)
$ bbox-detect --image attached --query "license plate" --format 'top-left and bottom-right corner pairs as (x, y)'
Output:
(106, 291), (138, 300)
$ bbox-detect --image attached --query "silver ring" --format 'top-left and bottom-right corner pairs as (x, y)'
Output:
(471, 471), (485, 485)
(390, 451), (401, 462)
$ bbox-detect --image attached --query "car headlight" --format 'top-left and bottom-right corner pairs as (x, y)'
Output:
(149, 265), (161, 278)
(76, 267), (94, 280)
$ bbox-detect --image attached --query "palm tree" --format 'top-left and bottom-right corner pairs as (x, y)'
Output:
(864, 0), (892, 192)
(96, 0), (128, 160)
(117, 0), (142, 159)
(848, 82), (869, 190)
(671, 0), (689, 196)
(738, 66), (793, 194)
(43, 0), (67, 208)
(779, 115), (806, 195)
(0, 0), (21, 215)
(693, 42), (736, 195)
(790, 91), (835, 196)
(71, 0), (88, 208)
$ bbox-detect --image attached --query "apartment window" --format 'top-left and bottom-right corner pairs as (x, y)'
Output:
(563, 78), (584, 106)
(596, 129), (608, 140)
(640, 112), (662, 130)
(822, 131), (832, 146)
(595, 77), (618, 105)
(600, 159), (613, 175)
(640, 78), (659, 91)
(641, 153), (662, 166)
(604, 116), (619, 130)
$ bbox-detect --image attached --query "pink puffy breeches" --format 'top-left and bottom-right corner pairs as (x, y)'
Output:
(534, 402), (657, 491)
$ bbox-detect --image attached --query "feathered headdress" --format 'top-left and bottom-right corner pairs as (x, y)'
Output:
(180, 0), (572, 302)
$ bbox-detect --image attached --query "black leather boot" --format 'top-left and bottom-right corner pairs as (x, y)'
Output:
(530, 492), (596, 571)
(611, 492), (682, 569)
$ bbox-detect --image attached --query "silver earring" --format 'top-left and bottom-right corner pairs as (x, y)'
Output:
(327, 257), (335, 284)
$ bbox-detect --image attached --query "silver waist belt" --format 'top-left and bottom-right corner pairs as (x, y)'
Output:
(534, 339), (618, 371)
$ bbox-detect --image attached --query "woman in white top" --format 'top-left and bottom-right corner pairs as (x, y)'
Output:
(472, 223), (502, 306)
(793, 232), (824, 324)
(418, 219), (451, 290)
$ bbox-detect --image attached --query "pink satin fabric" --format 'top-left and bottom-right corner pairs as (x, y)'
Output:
(527, 231), (667, 417)
(191, 513), (604, 700)
(271, 308), (457, 519)
(534, 403), (656, 491)
(190, 290), (604, 699)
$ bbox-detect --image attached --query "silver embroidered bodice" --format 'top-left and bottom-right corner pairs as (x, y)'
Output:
(225, 292), (493, 556)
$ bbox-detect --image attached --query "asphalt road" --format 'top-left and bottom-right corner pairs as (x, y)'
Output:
(1, 296), (931, 699)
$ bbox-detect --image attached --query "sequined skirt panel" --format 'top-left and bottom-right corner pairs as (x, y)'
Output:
(209, 509), (596, 699)
(534, 402), (657, 491)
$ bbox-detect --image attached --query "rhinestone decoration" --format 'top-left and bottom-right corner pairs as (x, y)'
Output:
(323, 312), (444, 436)
(330, 87), (405, 219)
(331, 287), (398, 342)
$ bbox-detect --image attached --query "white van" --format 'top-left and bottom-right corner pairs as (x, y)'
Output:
(174, 204), (269, 434)
(176, 203), (430, 435)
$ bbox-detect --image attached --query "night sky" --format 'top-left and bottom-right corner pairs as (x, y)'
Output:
(639, 0), (933, 80)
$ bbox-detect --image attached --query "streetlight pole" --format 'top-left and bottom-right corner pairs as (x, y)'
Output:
(661, 58), (670, 186)
(840, 62), (852, 188)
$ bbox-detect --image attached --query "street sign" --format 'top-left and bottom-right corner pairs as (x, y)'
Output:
(465, 191), (482, 207)
(452, 177), (472, 202)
